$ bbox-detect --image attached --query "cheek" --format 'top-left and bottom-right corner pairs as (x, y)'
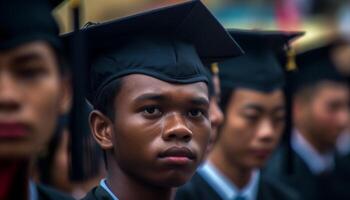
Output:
(312, 103), (337, 125)
(222, 113), (252, 151)
(191, 119), (211, 155)
(113, 112), (161, 161)
(26, 78), (62, 150)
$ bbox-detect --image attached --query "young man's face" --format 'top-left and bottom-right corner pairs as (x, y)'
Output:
(218, 89), (285, 169)
(0, 41), (68, 158)
(294, 82), (350, 151)
(100, 74), (211, 187)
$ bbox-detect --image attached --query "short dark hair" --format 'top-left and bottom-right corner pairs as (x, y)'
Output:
(293, 80), (348, 103)
(93, 78), (124, 120)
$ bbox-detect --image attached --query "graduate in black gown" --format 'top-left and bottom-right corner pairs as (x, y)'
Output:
(0, 0), (73, 199)
(62, 1), (243, 200)
(176, 29), (303, 200)
(265, 41), (350, 200)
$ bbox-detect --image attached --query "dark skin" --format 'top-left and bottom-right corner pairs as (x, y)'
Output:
(209, 88), (285, 188)
(90, 74), (211, 200)
(294, 81), (349, 153)
(0, 40), (70, 199)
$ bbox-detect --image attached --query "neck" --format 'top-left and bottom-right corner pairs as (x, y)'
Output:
(296, 127), (333, 154)
(208, 146), (252, 189)
(0, 159), (29, 200)
(107, 158), (174, 200)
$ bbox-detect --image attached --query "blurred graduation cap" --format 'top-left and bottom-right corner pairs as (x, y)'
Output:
(0, 0), (62, 51)
(62, 0), (243, 105)
(289, 42), (349, 94)
(64, 0), (243, 181)
(219, 29), (304, 93)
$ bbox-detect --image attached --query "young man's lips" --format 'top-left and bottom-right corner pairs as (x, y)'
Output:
(0, 123), (29, 139)
(251, 149), (272, 158)
(158, 146), (196, 165)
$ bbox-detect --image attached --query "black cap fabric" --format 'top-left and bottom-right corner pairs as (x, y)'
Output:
(62, 0), (243, 104)
(289, 43), (348, 93)
(0, 0), (61, 51)
(219, 29), (303, 93)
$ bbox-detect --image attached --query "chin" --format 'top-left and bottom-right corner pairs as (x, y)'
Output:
(156, 171), (194, 188)
(0, 144), (37, 159)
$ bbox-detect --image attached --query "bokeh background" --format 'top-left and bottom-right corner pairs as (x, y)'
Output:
(53, 0), (350, 51)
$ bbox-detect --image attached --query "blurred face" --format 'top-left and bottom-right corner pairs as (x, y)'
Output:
(294, 82), (350, 151)
(0, 41), (67, 158)
(93, 74), (211, 187)
(207, 75), (224, 153)
(218, 89), (285, 169)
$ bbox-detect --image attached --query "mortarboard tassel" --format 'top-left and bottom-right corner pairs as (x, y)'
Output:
(286, 47), (297, 71)
(211, 62), (219, 75)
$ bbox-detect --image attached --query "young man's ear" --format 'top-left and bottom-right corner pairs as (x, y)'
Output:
(90, 110), (114, 150)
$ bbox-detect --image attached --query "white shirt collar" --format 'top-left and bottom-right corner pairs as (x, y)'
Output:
(336, 131), (350, 156)
(198, 161), (260, 200)
(29, 180), (38, 200)
(100, 179), (119, 200)
(291, 128), (334, 174)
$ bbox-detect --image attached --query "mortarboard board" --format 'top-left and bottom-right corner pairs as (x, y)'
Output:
(0, 0), (62, 51)
(289, 42), (348, 94)
(62, 0), (244, 105)
(219, 29), (304, 93)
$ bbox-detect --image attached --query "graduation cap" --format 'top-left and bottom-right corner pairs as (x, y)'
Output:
(0, 0), (62, 51)
(289, 42), (348, 94)
(219, 29), (304, 93)
(62, 0), (243, 105)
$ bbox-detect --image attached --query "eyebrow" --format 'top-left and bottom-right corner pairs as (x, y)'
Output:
(190, 97), (209, 107)
(272, 105), (286, 113)
(243, 104), (264, 113)
(133, 93), (209, 107)
(243, 104), (285, 114)
(11, 52), (45, 65)
(134, 93), (167, 103)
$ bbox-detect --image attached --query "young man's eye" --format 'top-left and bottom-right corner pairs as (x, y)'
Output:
(188, 109), (206, 118)
(142, 106), (162, 117)
(243, 114), (259, 122)
(15, 66), (47, 80)
(273, 112), (286, 122)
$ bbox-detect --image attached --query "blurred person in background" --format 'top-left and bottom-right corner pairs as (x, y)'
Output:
(0, 0), (72, 199)
(265, 40), (350, 200)
(34, 112), (106, 199)
(176, 29), (303, 200)
(203, 63), (224, 156)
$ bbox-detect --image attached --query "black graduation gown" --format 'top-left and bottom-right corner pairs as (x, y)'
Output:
(264, 143), (350, 200)
(82, 185), (113, 200)
(175, 171), (300, 200)
(37, 184), (74, 200)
